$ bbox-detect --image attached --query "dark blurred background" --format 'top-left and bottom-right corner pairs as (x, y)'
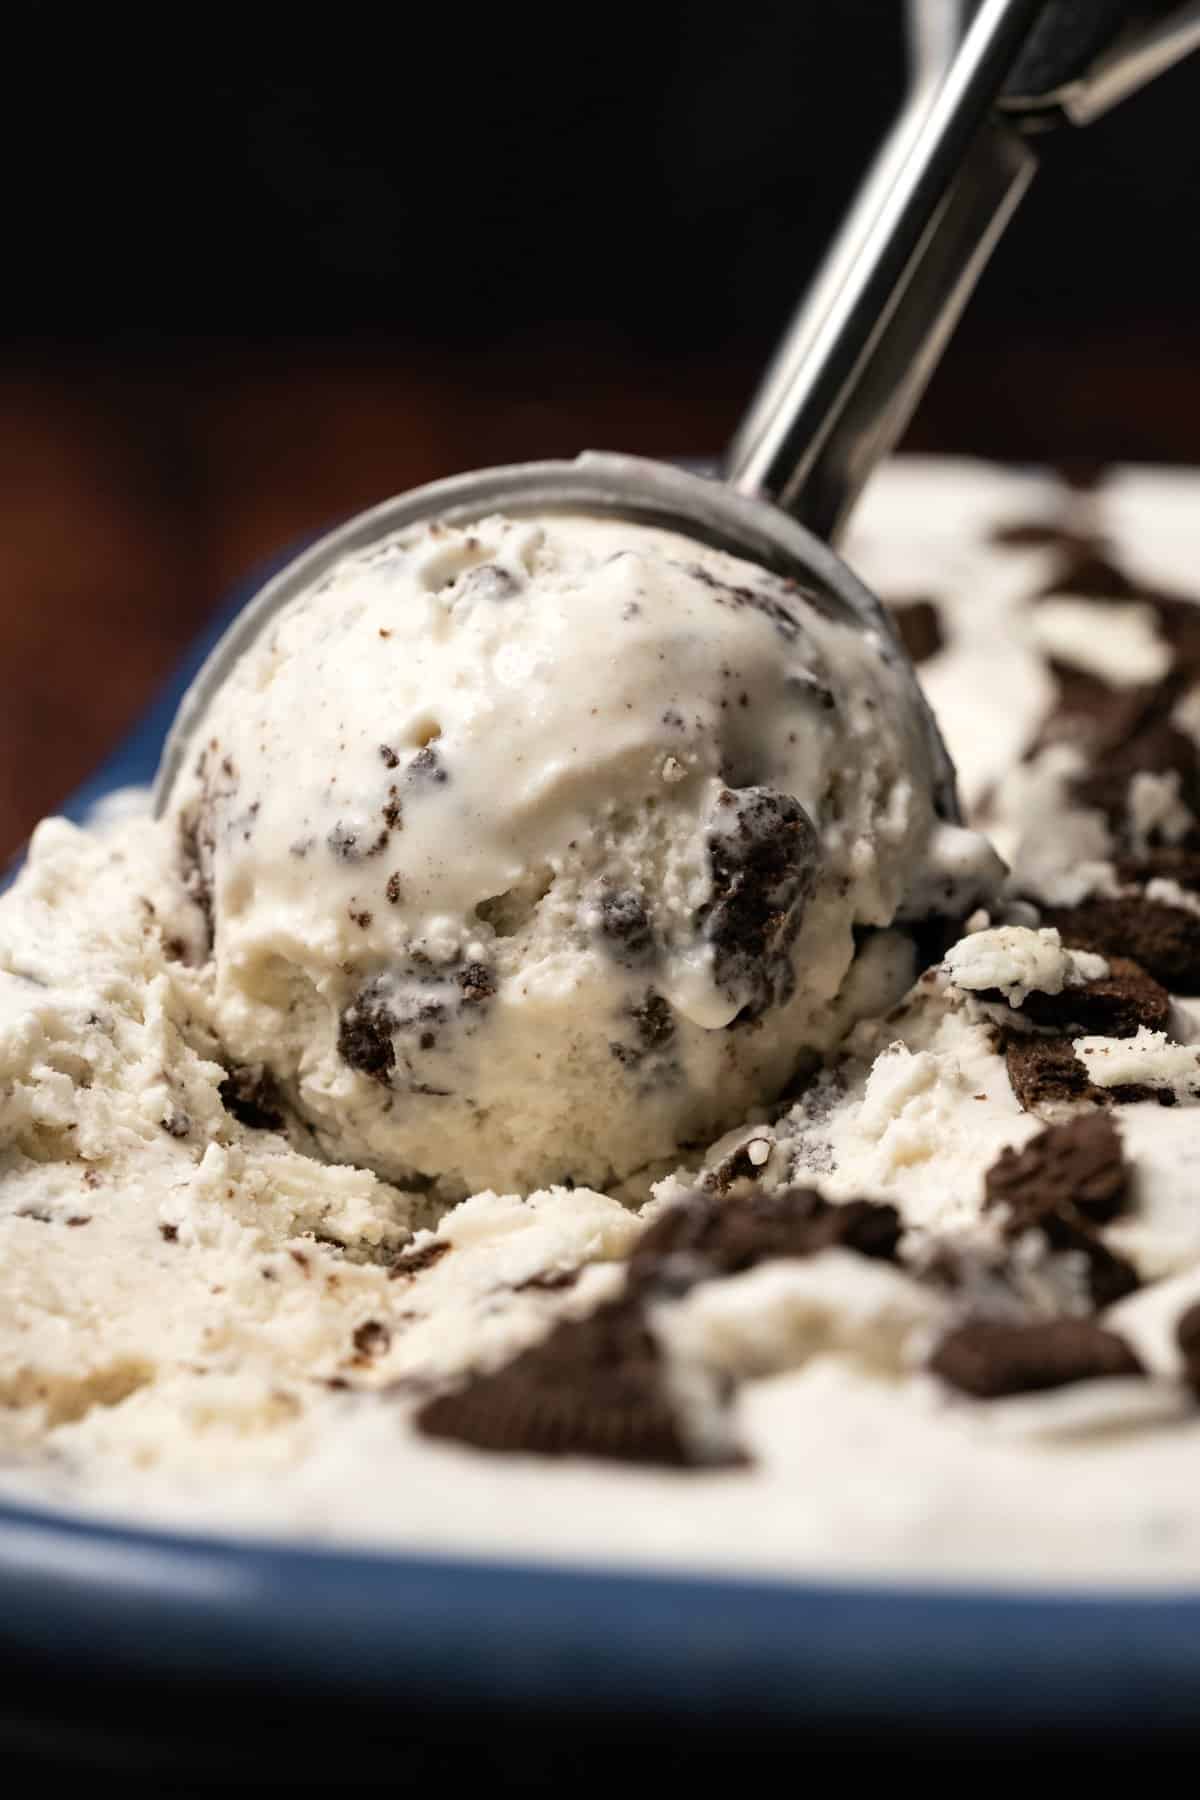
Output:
(2, 1), (1199, 854)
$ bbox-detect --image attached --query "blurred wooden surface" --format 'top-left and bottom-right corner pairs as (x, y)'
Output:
(2, 328), (1198, 858)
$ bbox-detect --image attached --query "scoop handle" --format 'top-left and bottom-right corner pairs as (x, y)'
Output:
(726, 0), (1200, 543)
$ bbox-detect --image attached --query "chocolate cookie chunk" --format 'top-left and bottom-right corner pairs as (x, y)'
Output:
(980, 957), (1169, 1039)
(1116, 848), (1200, 894)
(1043, 896), (1200, 994)
(597, 888), (655, 965)
(1002, 1034), (1099, 1110)
(416, 1297), (703, 1467)
(930, 1317), (1143, 1399)
(629, 1185), (900, 1294)
(337, 982), (397, 1082)
(986, 1114), (1128, 1228)
(700, 786), (820, 1021)
(982, 1113), (1139, 1309)
(886, 598), (944, 666)
(218, 1063), (286, 1133)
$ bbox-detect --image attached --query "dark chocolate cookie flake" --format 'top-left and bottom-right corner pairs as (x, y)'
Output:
(630, 1185), (900, 1295)
(701, 786), (820, 1021)
(338, 983), (398, 1082)
(385, 872), (403, 905)
(512, 1268), (582, 1294)
(978, 956), (1169, 1039)
(458, 962), (495, 1004)
(379, 744), (400, 769)
(389, 1239), (450, 1279)
(986, 1114), (1128, 1228)
(598, 888), (655, 964)
(1116, 847), (1200, 894)
(457, 563), (519, 602)
(159, 1223), (179, 1242)
(382, 789), (404, 831)
(683, 561), (802, 641)
(1002, 1034), (1101, 1111)
(887, 598), (945, 665)
(1043, 896), (1200, 994)
(930, 1317), (1143, 1400)
(219, 1064), (286, 1133)
(161, 1110), (191, 1140)
(409, 745), (448, 784)
(982, 1112), (1139, 1309)
(352, 1319), (392, 1360)
(416, 1297), (702, 1467)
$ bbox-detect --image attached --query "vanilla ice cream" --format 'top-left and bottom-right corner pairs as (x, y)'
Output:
(167, 511), (996, 1197)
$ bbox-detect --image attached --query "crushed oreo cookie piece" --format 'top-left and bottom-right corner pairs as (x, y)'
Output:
(409, 745), (448, 783)
(337, 982), (397, 1082)
(161, 1110), (190, 1140)
(630, 1185), (900, 1295)
(683, 561), (802, 641)
(598, 888), (655, 964)
(979, 956), (1169, 1039)
(389, 1239), (450, 1279)
(986, 1114), (1128, 1228)
(416, 1297), (702, 1466)
(1002, 1034), (1098, 1110)
(457, 563), (519, 602)
(702, 1136), (773, 1194)
(982, 1111), (1139, 1308)
(930, 1317), (1143, 1399)
(700, 786), (819, 1021)
(219, 1064), (286, 1133)
(1043, 896), (1200, 994)
(1116, 848), (1200, 894)
(611, 992), (676, 1070)
(352, 1319), (392, 1360)
(887, 598), (944, 665)
(458, 962), (495, 1004)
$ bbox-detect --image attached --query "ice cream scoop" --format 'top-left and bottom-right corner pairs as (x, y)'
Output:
(152, 1), (1200, 1195)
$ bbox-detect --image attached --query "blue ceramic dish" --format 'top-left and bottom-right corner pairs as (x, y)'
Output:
(2, 542), (1199, 1742)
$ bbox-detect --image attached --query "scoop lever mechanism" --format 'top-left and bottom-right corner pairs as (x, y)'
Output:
(726, 0), (1200, 545)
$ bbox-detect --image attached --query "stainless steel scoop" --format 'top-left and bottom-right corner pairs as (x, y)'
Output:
(155, 0), (1200, 819)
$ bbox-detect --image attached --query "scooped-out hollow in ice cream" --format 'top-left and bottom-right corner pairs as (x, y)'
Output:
(169, 511), (1001, 1196)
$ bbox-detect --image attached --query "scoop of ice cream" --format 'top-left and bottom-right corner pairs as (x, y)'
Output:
(169, 511), (998, 1195)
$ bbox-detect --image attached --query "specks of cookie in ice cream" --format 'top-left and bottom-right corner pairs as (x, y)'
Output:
(416, 1296), (701, 1467)
(887, 597), (945, 666)
(458, 962), (495, 1004)
(161, 1109), (191, 1140)
(219, 1064), (286, 1133)
(382, 788), (403, 831)
(930, 1317), (1144, 1400)
(700, 786), (819, 1021)
(682, 561), (802, 642)
(379, 744), (400, 769)
(338, 982), (397, 1083)
(349, 907), (373, 930)
(456, 563), (519, 603)
(351, 1319), (391, 1361)
(327, 823), (390, 863)
(158, 1223), (179, 1243)
(610, 991), (676, 1071)
(385, 873), (403, 906)
(598, 888), (655, 965)
(409, 745), (448, 785)
(389, 1239), (450, 1279)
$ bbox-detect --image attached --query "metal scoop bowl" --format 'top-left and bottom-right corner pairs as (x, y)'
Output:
(154, 0), (1200, 822)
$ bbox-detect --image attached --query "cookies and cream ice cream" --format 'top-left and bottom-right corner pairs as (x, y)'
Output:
(168, 512), (994, 1196)
(6, 458), (1200, 1586)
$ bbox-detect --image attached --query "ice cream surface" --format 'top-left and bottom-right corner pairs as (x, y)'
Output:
(6, 458), (1200, 1586)
(169, 511), (991, 1196)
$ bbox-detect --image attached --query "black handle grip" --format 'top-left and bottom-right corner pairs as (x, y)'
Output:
(1004, 0), (1141, 99)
